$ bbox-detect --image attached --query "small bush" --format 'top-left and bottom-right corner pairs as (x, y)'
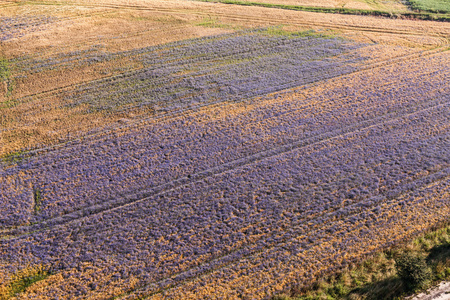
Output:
(395, 252), (431, 291)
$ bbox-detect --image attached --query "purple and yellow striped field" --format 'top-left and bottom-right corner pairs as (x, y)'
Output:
(1, 0), (449, 299)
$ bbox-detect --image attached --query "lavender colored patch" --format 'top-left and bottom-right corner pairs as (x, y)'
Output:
(0, 15), (58, 41)
(62, 29), (367, 111)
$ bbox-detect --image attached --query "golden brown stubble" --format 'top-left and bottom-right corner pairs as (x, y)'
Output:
(0, 2), (232, 58)
(0, 95), (155, 156)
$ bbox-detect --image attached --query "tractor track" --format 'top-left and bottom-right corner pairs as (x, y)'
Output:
(1, 93), (448, 240)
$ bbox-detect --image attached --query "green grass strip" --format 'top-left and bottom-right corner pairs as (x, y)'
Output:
(33, 188), (42, 214)
(197, 0), (450, 21)
(272, 223), (450, 300)
(0, 58), (10, 82)
(0, 56), (14, 96)
(0, 150), (27, 164)
(407, 0), (450, 14)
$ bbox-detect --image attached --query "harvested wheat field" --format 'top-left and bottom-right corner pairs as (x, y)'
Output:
(0, 0), (449, 299)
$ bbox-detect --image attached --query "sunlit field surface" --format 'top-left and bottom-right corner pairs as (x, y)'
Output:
(0, 0), (449, 299)
(210, 0), (410, 12)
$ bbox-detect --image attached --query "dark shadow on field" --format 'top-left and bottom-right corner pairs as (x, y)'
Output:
(348, 277), (405, 300)
(426, 243), (450, 264)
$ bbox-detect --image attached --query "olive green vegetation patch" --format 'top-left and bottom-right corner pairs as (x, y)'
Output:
(407, 0), (450, 13)
(0, 150), (29, 165)
(33, 188), (42, 214)
(262, 27), (341, 40)
(196, 16), (243, 29)
(0, 58), (10, 81)
(0, 57), (14, 96)
(0, 265), (51, 300)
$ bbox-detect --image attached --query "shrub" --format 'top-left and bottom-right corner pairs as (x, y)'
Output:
(395, 252), (431, 291)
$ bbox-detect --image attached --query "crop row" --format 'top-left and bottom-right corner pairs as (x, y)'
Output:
(1, 93), (448, 298)
(0, 51), (448, 229)
(156, 175), (449, 299)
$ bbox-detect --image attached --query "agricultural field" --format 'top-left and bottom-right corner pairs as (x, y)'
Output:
(0, 0), (449, 299)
